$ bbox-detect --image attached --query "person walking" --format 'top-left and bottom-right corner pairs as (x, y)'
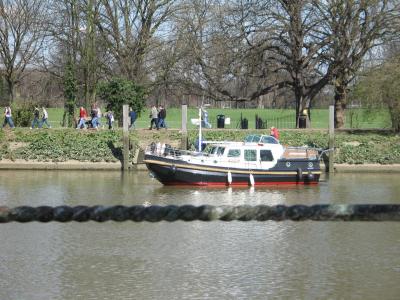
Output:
(97, 106), (102, 128)
(157, 105), (167, 129)
(106, 111), (114, 129)
(90, 103), (99, 129)
(31, 107), (40, 129)
(129, 107), (137, 129)
(39, 107), (51, 128)
(149, 105), (158, 130)
(2, 106), (15, 129)
(76, 107), (88, 129)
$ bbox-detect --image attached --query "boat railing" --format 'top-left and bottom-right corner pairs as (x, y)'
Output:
(318, 148), (334, 160)
(145, 144), (268, 168)
(202, 141), (242, 145)
(283, 147), (333, 161)
(283, 146), (323, 160)
(145, 143), (208, 159)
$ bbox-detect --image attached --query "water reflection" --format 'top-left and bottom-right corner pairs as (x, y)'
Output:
(0, 171), (400, 299)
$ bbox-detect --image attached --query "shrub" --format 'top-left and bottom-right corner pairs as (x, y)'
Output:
(11, 102), (36, 127)
(98, 78), (146, 123)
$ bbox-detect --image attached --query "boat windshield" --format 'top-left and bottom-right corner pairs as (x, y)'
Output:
(244, 134), (279, 144)
(244, 135), (261, 143)
(260, 136), (279, 144)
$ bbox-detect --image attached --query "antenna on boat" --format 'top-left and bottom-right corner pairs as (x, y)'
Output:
(198, 104), (202, 152)
(198, 99), (211, 152)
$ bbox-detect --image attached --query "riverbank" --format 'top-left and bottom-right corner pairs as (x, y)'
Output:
(1, 128), (399, 172)
(1, 159), (400, 173)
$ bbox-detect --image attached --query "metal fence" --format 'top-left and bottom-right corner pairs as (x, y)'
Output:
(263, 113), (296, 129)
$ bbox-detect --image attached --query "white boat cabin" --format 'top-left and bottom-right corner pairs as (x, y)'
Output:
(149, 134), (318, 170)
(188, 134), (284, 169)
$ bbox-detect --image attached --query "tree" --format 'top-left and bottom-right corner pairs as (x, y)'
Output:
(170, 1), (282, 106)
(319, 0), (399, 128)
(172, 1), (334, 127)
(62, 60), (77, 127)
(44, 0), (103, 109)
(351, 54), (400, 131)
(96, 0), (174, 83)
(0, 0), (46, 102)
(82, 0), (100, 108)
(98, 78), (146, 122)
(48, 0), (81, 126)
(0, 73), (5, 101)
(267, 0), (340, 127)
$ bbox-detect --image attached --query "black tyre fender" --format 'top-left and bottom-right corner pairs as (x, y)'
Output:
(297, 168), (303, 181)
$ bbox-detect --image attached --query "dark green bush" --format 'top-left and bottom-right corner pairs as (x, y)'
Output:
(11, 102), (36, 127)
(1, 129), (399, 164)
(98, 78), (146, 122)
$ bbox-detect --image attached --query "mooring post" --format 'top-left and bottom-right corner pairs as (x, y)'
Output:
(329, 105), (335, 173)
(123, 104), (129, 170)
(181, 104), (188, 150)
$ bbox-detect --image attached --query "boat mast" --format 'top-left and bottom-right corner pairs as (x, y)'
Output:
(198, 106), (202, 152)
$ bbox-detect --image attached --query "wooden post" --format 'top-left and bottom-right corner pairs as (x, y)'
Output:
(181, 104), (188, 150)
(329, 105), (335, 173)
(123, 105), (129, 170)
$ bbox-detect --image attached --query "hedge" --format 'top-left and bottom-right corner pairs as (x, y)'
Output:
(0, 129), (399, 164)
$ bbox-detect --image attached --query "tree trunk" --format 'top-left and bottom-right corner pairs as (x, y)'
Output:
(389, 102), (400, 132)
(62, 110), (75, 128)
(257, 95), (264, 109)
(6, 79), (14, 103)
(295, 92), (301, 128)
(84, 0), (97, 109)
(334, 84), (346, 128)
(296, 94), (311, 128)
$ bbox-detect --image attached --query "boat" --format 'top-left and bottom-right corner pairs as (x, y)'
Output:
(144, 129), (323, 187)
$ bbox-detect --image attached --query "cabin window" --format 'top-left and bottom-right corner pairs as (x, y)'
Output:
(216, 147), (225, 156)
(260, 150), (274, 161)
(244, 149), (257, 161)
(227, 149), (241, 157)
(207, 146), (217, 155)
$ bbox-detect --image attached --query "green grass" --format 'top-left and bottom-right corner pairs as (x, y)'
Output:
(40, 107), (392, 129)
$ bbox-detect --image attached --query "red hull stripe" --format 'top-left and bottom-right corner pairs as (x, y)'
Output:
(162, 181), (319, 186)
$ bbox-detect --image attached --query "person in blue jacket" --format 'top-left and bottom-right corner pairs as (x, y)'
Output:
(129, 107), (137, 129)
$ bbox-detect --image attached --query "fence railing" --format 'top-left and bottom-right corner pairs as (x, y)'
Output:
(32, 108), (392, 130)
(265, 113), (296, 129)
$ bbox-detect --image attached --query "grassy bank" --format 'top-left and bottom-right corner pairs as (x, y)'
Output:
(39, 107), (391, 129)
(0, 128), (399, 165)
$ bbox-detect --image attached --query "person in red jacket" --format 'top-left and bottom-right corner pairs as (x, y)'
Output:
(76, 107), (88, 129)
(270, 127), (279, 140)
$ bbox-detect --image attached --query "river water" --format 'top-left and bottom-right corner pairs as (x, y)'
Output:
(0, 171), (399, 300)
